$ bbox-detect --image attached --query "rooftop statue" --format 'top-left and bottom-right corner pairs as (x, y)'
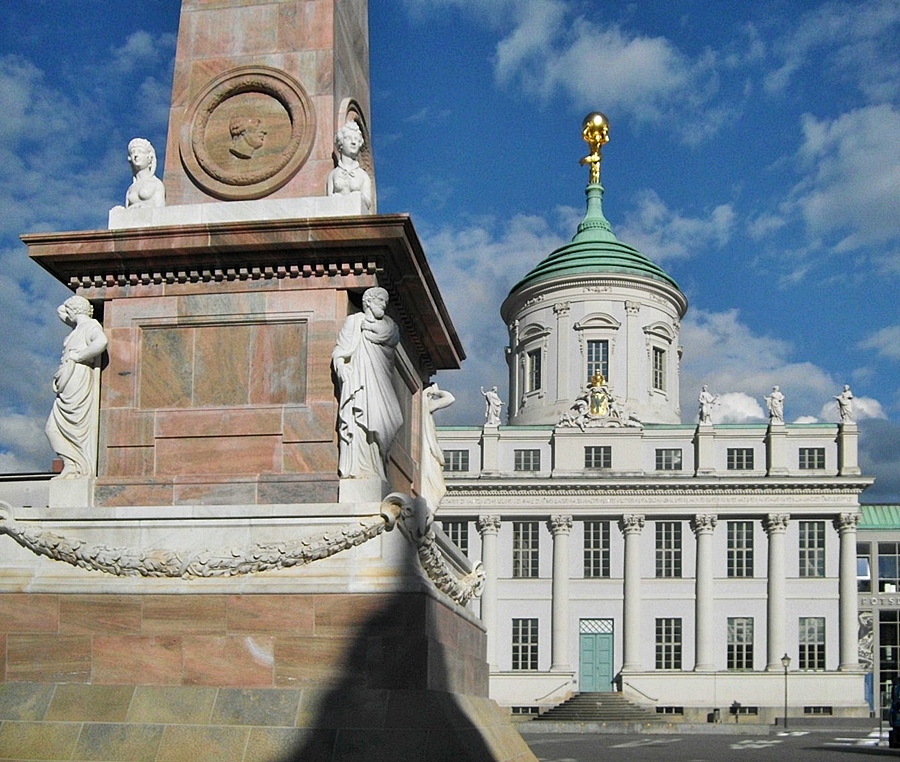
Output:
(698, 385), (718, 425)
(332, 287), (402, 480)
(834, 384), (855, 423)
(765, 385), (785, 425)
(481, 385), (504, 427)
(45, 296), (109, 479)
(116, 138), (166, 210)
(326, 121), (372, 211)
(580, 111), (610, 185)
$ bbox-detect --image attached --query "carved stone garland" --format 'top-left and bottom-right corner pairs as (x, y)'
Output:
(0, 498), (484, 607)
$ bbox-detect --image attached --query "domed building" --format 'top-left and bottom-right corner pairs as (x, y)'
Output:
(437, 114), (872, 723)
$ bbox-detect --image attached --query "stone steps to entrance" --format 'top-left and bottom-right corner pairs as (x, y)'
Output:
(532, 692), (659, 724)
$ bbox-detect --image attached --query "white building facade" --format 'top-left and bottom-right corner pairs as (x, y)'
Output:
(437, 128), (872, 722)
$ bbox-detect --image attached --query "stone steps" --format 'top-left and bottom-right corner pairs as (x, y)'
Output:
(533, 692), (659, 723)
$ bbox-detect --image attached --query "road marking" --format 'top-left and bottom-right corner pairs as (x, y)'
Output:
(609, 739), (683, 748)
(729, 739), (784, 750)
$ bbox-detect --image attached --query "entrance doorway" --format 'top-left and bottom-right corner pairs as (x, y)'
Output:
(579, 619), (614, 692)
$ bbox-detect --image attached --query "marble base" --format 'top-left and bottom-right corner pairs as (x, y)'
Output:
(48, 476), (94, 509)
(338, 476), (389, 504)
(108, 193), (368, 230)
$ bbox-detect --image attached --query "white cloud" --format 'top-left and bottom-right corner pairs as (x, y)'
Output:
(764, 0), (900, 101)
(791, 105), (900, 254)
(679, 308), (842, 422)
(618, 190), (734, 262)
(859, 325), (900, 361)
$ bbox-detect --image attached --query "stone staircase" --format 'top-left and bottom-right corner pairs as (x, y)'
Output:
(532, 692), (660, 724)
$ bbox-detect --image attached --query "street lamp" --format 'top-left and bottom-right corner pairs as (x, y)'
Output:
(781, 653), (791, 730)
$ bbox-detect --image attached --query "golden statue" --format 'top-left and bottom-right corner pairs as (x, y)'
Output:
(580, 112), (610, 185)
(588, 372), (609, 417)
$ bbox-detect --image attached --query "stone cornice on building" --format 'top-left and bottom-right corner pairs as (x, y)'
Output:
(24, 214), (464, 374)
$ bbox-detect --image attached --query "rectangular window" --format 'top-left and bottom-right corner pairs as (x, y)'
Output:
(858, 542), (872, 593)
(655, 448), (683, 471)
(443, 449), (469, 472)
(513, 521), (539, 578)
(727, 617), (754, 670)
(655, 618), (682, 670)
(799, 521), (826, 578)
(526, 348), (542, 392)
(586, 339), (609, 383)
(442, 520), (468, 556)
(583, 521), (610, 578)
(652, 347), (666, 391)
(655, 521), (682, 578)
(799, 447), (826, 470)
(514, 449), (541, 472)
(878, 543), (900, 592)
(512, 618), (539, 670)
(584, 445), (612, 469)
(727, 521), (754, 578)
(727, 448), (754, 470)
(799, 617), (826, 670)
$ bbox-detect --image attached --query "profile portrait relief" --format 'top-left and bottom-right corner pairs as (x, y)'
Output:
(229, 115), (268, 159)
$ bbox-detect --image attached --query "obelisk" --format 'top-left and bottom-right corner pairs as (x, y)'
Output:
(163, 0), (374, 205)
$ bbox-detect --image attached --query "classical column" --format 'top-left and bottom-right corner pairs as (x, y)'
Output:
(620, 514), (645, 672)
(549, 514), (574, 672)
(691, 514), (717, 671)
(765, 514), (790, 669)
(836, 512), (862, 670)
(624, 301), (641, 410)
(477, 515), (502, 669)
(553, 302), (571, 403)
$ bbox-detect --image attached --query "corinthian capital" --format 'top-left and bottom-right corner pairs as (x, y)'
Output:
(764, 513), (790, 534)
(691, 514), (718, 535)
(549, 515), (574, 536)
(835, 512), (861, 533)
(619, 514), (646, 535)
(477, 515), (502, 536)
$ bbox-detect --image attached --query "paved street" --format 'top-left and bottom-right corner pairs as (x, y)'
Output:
(525, 727), (898, 761)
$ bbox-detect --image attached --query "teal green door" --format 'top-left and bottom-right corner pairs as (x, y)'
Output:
(579, 624), (614, 692)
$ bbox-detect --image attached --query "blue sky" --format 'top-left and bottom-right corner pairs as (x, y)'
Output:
(0, 0), (898, 500)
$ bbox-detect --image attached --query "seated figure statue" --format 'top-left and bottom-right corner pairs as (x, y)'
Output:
(46, 296), (109, 478)
(114, 138), (166, 210)
(326, 121), (372, 211)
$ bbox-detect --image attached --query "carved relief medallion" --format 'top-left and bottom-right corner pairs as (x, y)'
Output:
(180, 66), (316, 200)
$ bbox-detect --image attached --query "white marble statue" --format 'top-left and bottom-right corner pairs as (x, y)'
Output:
(765, 385), (785, 424)
(481, 385), (504, 427)
(45, 296), (109, 479)
(332, 287), (403, 479)
(420, 383), (456, 509)
(115, 138), (165, 210)
(834, 384), (854, 423)
(698, 385), (718, 425)
(326, 121), (372, 211)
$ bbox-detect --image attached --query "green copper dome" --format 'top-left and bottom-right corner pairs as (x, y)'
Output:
(508, 183), (681, 295)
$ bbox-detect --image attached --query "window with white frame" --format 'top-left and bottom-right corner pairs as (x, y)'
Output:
(799, 447), (826, 470)
(655, 521), (682, 578)
(512, 618), (539, 670)
(525, 348), (542, 393)
(513, 521), (539, 578)
(877, 543), (900, 592)
(655, 618), (682, 670)
(727, 617), (754, 670)
(584, 445), (612, 469)
(858, 542), (872, 592)
(799, 617), (826, 670)
(652, 346), (666, 391)
(442, 520), (468, 556)
(799, 521), (826, 578)
(586, 339), (609, 382)
(583, 521), (610, 578)
(443, 449), (469, 472)
(514, 449), (541, 472)
(727, 521), (754, 578)
(727, 448), (754, 470)
(655, 448), (682, 471)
